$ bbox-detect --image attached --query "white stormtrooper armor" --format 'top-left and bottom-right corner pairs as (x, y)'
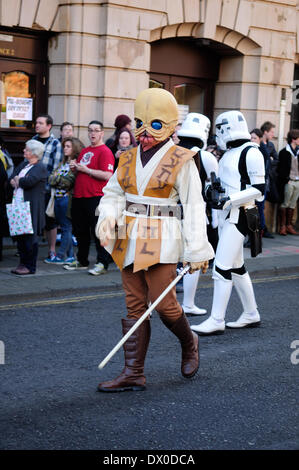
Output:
(219, 141), (265, 223)
(215, 110), (251, 151)
(178, 113), (219, 316)
(178, 113), (210, 150)
(191, 111), (265, 335)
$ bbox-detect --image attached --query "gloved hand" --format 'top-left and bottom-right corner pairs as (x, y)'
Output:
(96, 216), (116, 246)
(183, 260), (209, 274)
(222, 197), (231, 210)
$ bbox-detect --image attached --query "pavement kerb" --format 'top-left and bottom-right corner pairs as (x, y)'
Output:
(1, 263), (299, 306)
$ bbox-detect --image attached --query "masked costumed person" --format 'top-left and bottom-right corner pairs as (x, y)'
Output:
(95, 88), (214, 392)
(191, 111), (265, 335)
(177, 113), (219, 316)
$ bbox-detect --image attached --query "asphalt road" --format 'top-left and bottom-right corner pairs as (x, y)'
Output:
(0, 273), (298, 451)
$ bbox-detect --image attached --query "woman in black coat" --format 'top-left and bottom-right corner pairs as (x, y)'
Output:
(0, 158), (8, 261)
(10, 140), (47, 275)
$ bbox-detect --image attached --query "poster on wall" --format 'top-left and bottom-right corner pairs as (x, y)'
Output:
(0, 112), (9, 128)
(6, 97), (33, 121)
(177, 104), (189, 124)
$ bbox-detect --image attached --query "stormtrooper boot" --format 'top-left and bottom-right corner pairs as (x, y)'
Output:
(226, 272), (261, 328)
(191, 278), (233, 335)
(182, 271), (207, 315)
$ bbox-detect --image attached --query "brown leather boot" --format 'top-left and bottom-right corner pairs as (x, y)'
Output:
(279, 208), (287, 236)
(97, 318), (151, 392)
(167, 314), (199, 378)
(286, 208), (298, 235)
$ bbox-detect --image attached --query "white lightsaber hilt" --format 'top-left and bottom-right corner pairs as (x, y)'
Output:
(98, 263), (190, 370)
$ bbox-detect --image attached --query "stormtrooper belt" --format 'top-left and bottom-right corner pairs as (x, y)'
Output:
(125, 201), (183, 220)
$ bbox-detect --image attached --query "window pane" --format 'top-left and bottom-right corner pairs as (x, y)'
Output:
(149, 79), (164, 89)
(174, 84), (205, 114)
(0, 71), (35, 129)
(291, 65), (299, 130)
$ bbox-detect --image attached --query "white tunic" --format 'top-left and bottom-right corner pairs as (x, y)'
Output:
(97, 140), (214, 268)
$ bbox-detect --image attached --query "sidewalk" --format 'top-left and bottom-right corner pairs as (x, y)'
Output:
(1, 233), (299, 304)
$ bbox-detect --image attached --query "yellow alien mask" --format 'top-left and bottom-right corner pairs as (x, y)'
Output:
(134, 88), (179, 143)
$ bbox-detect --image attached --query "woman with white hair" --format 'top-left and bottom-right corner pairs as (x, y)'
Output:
(10, 140), (48, 275)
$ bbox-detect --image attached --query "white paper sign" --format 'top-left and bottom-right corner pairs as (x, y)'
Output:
(6, 97), (33, 121)
(0, 34), (13, 42)
(1, 112), (9, 128)
(177, 104), (189, 124)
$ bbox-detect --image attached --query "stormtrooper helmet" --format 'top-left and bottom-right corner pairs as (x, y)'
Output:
(215, 111), (251, 150)
(134, 88), (179, 142)
(178, 113), (210, 149)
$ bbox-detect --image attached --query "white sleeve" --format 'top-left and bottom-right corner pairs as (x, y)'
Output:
(201, 151), (219, 180)
(175, 159), (215, 262)
(96, 171), (126, 223)
(246, 147), (265, 186)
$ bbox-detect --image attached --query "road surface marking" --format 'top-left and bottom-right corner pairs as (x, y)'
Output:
(0, 273), (298, 311)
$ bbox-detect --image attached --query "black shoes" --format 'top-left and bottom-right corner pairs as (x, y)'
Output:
(262, 230), (274, 239)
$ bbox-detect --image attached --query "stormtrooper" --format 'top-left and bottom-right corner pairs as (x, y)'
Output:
(95, 88), (214, 392)
(191, 110), (265, 335)
(177, 113), (219, 316)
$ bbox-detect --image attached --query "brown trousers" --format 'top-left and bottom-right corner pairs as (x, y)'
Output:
(121, 263), (183, 325)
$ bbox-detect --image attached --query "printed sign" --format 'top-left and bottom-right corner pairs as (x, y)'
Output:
(6, 97), (33, 121)
(0, 112), (9, 128)
(0, 34), (13, 42)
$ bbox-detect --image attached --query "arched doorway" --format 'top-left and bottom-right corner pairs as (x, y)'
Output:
(150, 37), (242, 124)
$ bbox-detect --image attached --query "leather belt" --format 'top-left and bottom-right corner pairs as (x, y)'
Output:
(125, 201), (183, 220)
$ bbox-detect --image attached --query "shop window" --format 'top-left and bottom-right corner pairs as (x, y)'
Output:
(0, 71), (35, 129)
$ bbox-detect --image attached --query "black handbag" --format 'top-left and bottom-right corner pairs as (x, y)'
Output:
(239, 146), (263, 258)
(245, 206), (262, 257)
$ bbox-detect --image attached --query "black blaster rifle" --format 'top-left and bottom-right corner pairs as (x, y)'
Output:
(205, 172), (229, 209)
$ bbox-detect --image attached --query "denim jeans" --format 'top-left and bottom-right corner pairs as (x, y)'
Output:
(54, 196), (74, 260)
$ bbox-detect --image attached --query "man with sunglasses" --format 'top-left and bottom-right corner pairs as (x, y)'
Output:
(64, 121), (114, 274)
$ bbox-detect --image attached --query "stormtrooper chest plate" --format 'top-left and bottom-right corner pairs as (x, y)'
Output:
(219, 147), (245, 196)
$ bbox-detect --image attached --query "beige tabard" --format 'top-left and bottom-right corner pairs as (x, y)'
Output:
(111, 145), (195, 272)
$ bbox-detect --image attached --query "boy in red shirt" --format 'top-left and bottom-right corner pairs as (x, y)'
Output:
(64, 120), (114, 274)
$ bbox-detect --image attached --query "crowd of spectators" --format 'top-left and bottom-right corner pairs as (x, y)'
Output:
(0, 114), (298, 275)
(0, 113), (137, 275)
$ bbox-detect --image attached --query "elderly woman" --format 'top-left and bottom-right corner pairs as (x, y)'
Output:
(10, 140), (47, 275)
